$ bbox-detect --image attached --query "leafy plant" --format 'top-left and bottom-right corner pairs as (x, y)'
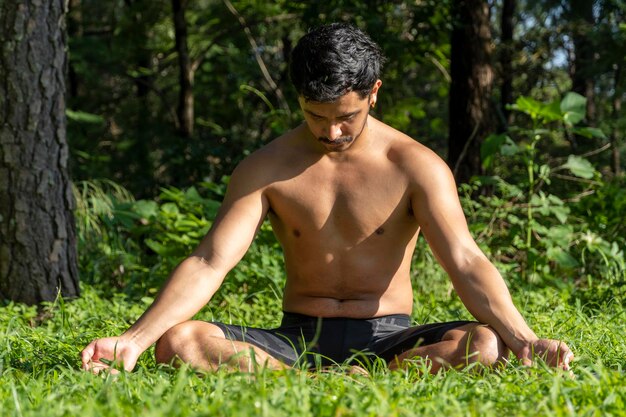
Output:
(74, 178), (285, 304)
(471, 92), (623, 284)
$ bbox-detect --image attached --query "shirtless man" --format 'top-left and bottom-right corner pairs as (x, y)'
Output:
(81, 23), (573, 374)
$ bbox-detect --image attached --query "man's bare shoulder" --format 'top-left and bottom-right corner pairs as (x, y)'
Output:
(373, 118), (452, 185)
(242, 124), (307, 163)
(230, 125), (306, 183)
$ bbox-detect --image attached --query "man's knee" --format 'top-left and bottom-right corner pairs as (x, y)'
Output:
(155, 321), (192, 364)
(464, 324), (509, 367)
(154, 321), (223, 365)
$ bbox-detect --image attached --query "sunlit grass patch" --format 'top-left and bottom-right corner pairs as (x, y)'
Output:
(2, 282), (626, 417)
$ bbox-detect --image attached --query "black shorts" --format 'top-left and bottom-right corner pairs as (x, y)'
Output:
(211, 312), (474, 368)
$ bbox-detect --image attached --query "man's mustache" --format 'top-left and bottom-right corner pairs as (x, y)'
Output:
(318, 136), (353, 145)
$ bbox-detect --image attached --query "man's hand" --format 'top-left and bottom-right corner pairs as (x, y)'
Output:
(80, 337), (143, 374)
(516, 339), (574, 370)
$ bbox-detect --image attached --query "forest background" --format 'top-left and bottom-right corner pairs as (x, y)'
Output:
(1, 0), (626, 416)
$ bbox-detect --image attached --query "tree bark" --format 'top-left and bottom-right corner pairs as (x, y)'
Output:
(500, 0), (516, 128)
(0, 0), (79, 304)
(67, 0), (83, 99)
(123, 0), (155, 194)
(611, 64), (622, 176)
(570, 0), (596, 123)
(172, 0), (194, 137)
(448, 0), (495, 183)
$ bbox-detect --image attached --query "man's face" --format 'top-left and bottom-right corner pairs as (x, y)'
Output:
(299, 82), (380, 152)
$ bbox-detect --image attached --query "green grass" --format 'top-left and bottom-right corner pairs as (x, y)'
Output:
(2, 267), (625, 417)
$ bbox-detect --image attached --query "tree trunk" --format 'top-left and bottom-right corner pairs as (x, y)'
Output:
(172, 0), (194, 138)
(611, 64), (622, 176)
(123, 0), (155, 195)
(67, 0), (83, 99)
(0, 0), (79, 304)
(500, 0), (516, 128)
(448, 0), (495, 183)
(570, 0), (596, 123)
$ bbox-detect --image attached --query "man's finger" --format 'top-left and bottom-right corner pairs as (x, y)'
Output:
(561, 350), (574, 370)
(80, 342), (95, 367)
(520, 357), (532, 367)
(84, 359), (109, 374)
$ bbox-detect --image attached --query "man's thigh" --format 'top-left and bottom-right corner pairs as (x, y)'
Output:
(440, 322), (489, 342)
(156, 320), (290, 370)
(373, 320), (476, 362)
(210, 321), (304, 366)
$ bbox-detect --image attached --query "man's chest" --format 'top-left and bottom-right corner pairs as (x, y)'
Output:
(265, 161), (416, 243)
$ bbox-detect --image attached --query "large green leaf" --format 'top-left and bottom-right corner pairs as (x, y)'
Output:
(510, 96), (544, 120)
(544, 225), (574, 246)
(571, 127), (607, 140)
(560, 92), (586, 126)
(538, 100), (563, 122)
(547, 247), (580, 268)
(480, 134), (518, 169)
(132, 200), (158, 220)
(550, 205), (570, 224)
(561, 155), (595, 179)
(510, 96), (561, 122)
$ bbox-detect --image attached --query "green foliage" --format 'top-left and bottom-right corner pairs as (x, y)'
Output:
(472, 92), (624, 285)
(63, 0), (626, 199)
(65, 0), (461, 195)
(74, 178), (284, 304)
(573, 178), (626, 246)
(74, 179), (147, 290)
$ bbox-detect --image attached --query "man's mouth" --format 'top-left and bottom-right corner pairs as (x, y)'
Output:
(318, 136), (353, 146)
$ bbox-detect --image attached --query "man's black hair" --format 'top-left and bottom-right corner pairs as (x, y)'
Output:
(289, 23), (386, 103)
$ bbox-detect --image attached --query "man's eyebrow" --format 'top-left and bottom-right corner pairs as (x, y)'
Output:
(304, 109), (361, 118)
(338, 110), (360, 118)
(303, 109), (323, 117)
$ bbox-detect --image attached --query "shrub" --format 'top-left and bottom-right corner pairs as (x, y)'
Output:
(465, 92), (624, 286)
(74, 178), (285, 305)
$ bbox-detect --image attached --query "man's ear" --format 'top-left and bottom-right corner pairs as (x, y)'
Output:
(370, 79), (382, 107)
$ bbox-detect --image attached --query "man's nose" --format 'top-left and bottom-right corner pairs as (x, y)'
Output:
(325, 122), (342, 140)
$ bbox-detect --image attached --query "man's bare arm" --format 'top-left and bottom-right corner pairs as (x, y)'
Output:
(81, 157), (270, 371)
(409, 149), (573, 368)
